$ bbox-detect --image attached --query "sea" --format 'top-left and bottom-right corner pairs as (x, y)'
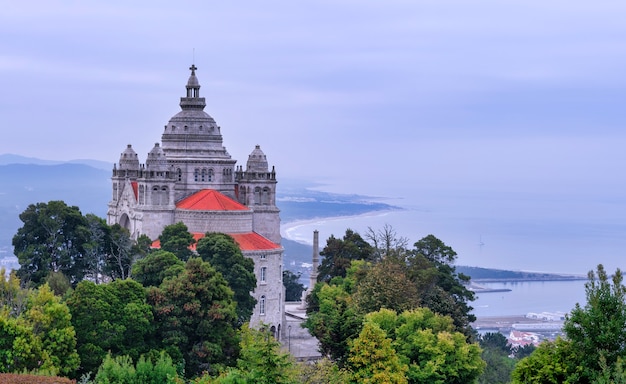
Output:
(280, 181), (626, 318)
(471, 280), (588, 317)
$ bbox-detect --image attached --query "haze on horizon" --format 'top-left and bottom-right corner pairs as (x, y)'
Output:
(2, 1), (626, 273)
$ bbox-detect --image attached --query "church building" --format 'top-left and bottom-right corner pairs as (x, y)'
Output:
(107, 65), (285, 336)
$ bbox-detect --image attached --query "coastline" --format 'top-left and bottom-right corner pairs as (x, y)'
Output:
(280, 209), (400, 245)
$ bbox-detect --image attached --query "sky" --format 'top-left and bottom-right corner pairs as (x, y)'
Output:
(2, 1), (626, 272)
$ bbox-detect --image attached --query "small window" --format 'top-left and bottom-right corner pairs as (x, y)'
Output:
(201, 169), (206, 182)
(194, 169), (199, 182)
(260, 295), (266, 315)
(177, 168), (182, 182)
(260, 254), (267, 260)
(260, 267), (267, 283)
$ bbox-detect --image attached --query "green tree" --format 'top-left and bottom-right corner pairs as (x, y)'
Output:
(512, 265), (626, 383)
(0, 281), (80, 376)
(0, 314), (42, 373)
(105, 224), (134, 280)
(209, 324), (296, 383)
(367, 308), (485, 384)
(512, 344), (535, 360)
(478, 348), (516, 384)
(0, 268), (28, 317)
(131, 250), (184, 288)
(283, 270), (305, 302)
(159, 222), (195, 261)
(148, 257), (239, 377)
(563, 264), (626, 382)
(303, 281), (364, 365)
(477, 332), (515, 384)
(83, 214), (109, 284)
(66, 279), (154, 376)
(296, 358), (349, 384)
(45, 271), (72, 297)
(94, 351), (179, 384)
(347, 322), (408, 384)
(13, 201), (90, 287)
(407, 235), (476, 335)
(22, 284), (80, 376)
(317, 229), (373, 282)
(511, 337), (579, 384)
(196, 233), (257, 325)
(352, 258), (420, 314)
(479, 332), (512, 355)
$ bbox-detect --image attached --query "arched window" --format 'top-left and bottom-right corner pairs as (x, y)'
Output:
(201, 169), (206, 182)
(194, 169), (199, 182)
(254, 187), (261, 205)
(151, 186), (159, 205)
(262, 187), (270, 205)
(260, 295), (266, 315)
(240, 186), (247, 205)
(138, 185), (145, 204)
(208, 168), (214, 182)
(161, 186), (168, 205)
(177, 168), (182, 182)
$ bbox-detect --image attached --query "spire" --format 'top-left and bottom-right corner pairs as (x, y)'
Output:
(180, 64), (205, 110)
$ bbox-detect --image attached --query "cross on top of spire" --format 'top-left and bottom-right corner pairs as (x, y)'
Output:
(189, 64), (197, 75)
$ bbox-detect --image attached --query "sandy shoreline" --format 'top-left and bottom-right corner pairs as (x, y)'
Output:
(280, 209), (398, 245)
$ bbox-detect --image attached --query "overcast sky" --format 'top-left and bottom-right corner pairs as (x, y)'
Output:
(2, 1), (626, 205)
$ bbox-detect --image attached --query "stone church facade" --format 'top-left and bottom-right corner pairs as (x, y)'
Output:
(107, 65), (285, 336)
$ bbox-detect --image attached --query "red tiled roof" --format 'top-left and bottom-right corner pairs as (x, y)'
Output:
(228, 233), (282, 251)
(176, 189), (248, 211)
(151, 232), (280, 252)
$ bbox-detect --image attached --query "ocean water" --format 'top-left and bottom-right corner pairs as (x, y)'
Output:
(280, 179), (625, 318)
(471, 280), (588, 317)
(281, 192), (626, 276)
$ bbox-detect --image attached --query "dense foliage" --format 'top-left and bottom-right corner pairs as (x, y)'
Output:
(11, 200), (583, 382)
(283, 270), (305, 302)
(148, 257), (239, 377)
(66, 279), (155, 376)
(196, 233), (257, 325)
(305, 230), (477, 364)
(317, 229), (373, 282)
(12, 201), (149, 287)
(366, 308), (485, 384)
(512, 264), (626, 383)
(13, 201), (90, 287)
(0, 282), (79, 376)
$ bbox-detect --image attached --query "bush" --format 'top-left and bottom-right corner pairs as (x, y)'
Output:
(94, 352), (179, 384)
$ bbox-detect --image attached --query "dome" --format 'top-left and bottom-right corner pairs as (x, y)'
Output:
(161, 65), (232, 161)
(118, 144), (140, 170)
(187, 72), (200, 87)
(146, 143), (168, 171)
(246, 145), (269, 173)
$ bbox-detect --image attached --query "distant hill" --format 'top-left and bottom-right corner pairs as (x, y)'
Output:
(0, 157), (399, 267)
(0, 163), (111, 253)
(456, 266), (586, 281)
(0, 154), (112, 170)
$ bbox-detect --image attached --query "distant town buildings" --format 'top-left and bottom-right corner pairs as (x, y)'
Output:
(107, 65), (285, 336)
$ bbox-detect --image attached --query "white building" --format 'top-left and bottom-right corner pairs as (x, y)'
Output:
(107, 65), (284, 336)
